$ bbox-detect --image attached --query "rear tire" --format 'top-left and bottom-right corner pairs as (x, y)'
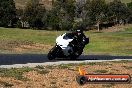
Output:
(70, 54), (78, 59)
(70, 50), (82, 59)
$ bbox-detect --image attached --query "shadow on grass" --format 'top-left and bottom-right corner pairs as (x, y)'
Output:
(0, 54), (132, 65)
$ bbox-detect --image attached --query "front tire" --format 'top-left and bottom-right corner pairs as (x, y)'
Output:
(47, 46), (57, 60)
(47, 45), (61, 60)
(47, 52), (55, 60)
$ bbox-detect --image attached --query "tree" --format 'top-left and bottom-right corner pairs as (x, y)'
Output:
(46, 8), (60, 30)
(107, 0), (129, 25)
(60, 0), (76, 30)
(0, 0), (16, 27)
(24, 0), (46, 29)
(84, 0), (107, 31)
(48, 0), (75, 30)
(127, 1), (132, 9)
(127, 1), (132, 23)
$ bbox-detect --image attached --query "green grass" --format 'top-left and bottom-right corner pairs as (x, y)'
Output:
(35, 65), (45, 69)
(14, 0), (131, 9)
(36, 69), (50, 74)
(58, 64), (70, 69)
(0, 27), (62, 45)
(105, 0), (131, 3)
(0, 26), (132, 55)
(0, 67), (33, 81)
(84, 27), (132, 55)
(0, 66), (51, 81)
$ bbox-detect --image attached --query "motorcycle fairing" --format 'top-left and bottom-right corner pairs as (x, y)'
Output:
(56, 33), (74, 56)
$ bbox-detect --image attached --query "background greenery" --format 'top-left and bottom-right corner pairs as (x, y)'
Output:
(0, 0), (132, 30)
(0, 25), (131, 55)
(0, 0), (132, 55)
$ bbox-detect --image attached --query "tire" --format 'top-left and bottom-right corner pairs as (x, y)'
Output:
(76, 75), (87, 85)
(47, 46), (57, 60)
(47, 52), (55, 60)
(47, 45), (61, 60)
(70, 54), (79, 59)
(70, 50), (82, 59)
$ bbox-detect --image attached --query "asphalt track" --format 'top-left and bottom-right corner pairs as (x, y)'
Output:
(0, 54), (132, 68)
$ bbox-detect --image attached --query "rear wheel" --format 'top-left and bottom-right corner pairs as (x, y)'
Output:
(70, 54), (79, 59)
(70, 49), (82, 59)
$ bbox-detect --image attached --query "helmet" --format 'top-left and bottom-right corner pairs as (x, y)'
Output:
(75, 29), (83, 36)
(72, 24), (84, 35)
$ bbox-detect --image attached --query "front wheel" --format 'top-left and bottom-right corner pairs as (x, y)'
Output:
(47, 52), (55, 60)
(47, 46), (60, 60)
(47, 45), (61, 60)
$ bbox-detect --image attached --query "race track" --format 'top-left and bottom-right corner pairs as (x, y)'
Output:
(0, 54), (132, 68)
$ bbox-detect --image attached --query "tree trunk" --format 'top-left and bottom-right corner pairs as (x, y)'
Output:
(97, 21), (100, 32)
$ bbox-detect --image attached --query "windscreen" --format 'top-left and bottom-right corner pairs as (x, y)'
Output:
(63, 33), (74, 39)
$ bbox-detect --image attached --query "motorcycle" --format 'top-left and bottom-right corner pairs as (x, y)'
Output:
(47, 32), (89, 60)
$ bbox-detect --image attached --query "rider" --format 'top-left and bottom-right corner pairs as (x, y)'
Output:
(67, 25), (88, 57)
(73, 26), (87, 46)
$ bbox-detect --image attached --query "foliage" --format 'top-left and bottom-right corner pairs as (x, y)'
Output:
(127, 1), (132, 9)
(46, 7), (60, 30)
(84, 0), (107, 31)
(0, 0), (16, 27)
(24, 0), (47, 29)
(107, 0), (130, 23)
(49, 0), (75, 30)
(0, 0), (132, 30)
(127, 1), (132, 23)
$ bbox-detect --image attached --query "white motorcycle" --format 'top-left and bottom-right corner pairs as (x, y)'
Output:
(47, 32), (89, 60)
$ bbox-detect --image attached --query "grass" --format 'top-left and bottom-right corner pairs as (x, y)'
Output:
(0, 67), (33, 81)
(35, 66), (50, 74)
(0, 81), (14, 87)
(0, 25), (132, 55)
(14, 0), (131, 8)
(122, 66), (132, 70)
(87, 62), (112, 66)
(58, 64), (70, 69)
(46, 65), (55, 69)
(105, 0), (131, 3)
(102, 84), (115, 88)
(0, 61), (131, 87)
(0, 27), (61, 45)
(94, 70), (108, 73)
(0, 66), (50, 81)
(84, 26), (132, 55)
(36, 69), (50, 74)
(35, 65), (45, 69)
